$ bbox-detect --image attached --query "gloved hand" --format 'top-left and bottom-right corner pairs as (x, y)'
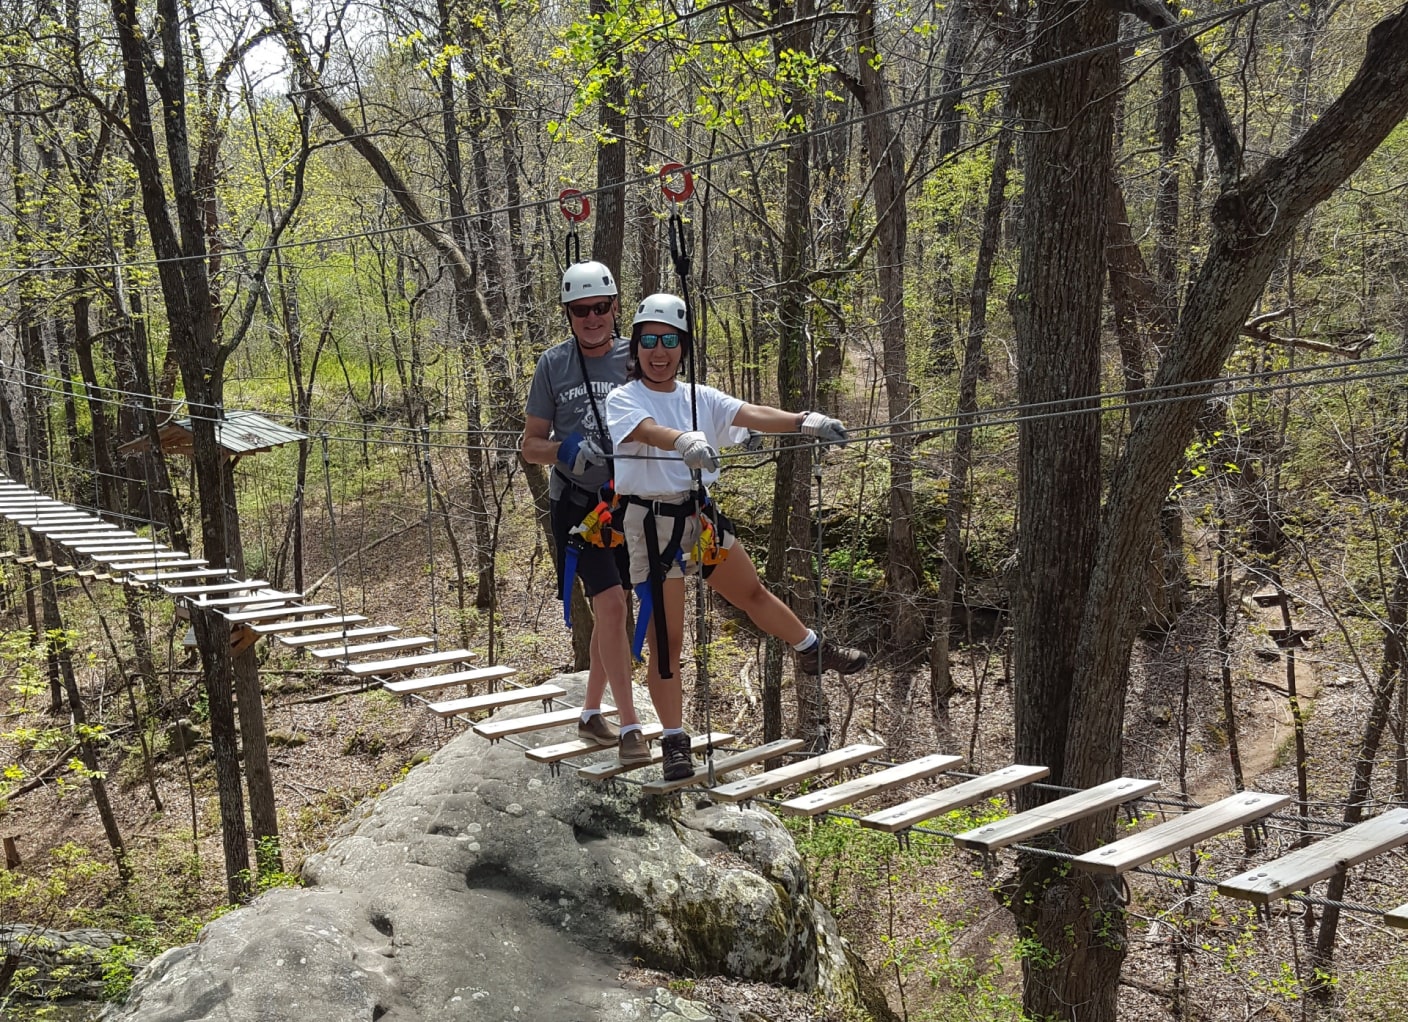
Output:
(558, 432), (605, 476)
(799, 411), (848, 446)
(674, 430), (721, 472)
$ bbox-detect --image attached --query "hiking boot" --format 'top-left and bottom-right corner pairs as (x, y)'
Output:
(796, 640), (868, 676)
(577, 713), (619, 747)
(661, 732), (695, 782)
(617, 728), (652, 765)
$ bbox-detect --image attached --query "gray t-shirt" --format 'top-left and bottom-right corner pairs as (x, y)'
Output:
(525, 334), (630, 500)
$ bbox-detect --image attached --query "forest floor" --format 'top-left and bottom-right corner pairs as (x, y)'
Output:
(1, 472), (1406, 1022)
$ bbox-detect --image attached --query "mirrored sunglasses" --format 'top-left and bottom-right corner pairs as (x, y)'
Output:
(568, 299), (614, 318)
(638, 332), (682, 349)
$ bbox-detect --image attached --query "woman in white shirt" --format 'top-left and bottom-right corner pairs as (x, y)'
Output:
(605, 293), (867, 781)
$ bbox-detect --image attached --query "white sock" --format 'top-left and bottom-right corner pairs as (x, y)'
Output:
(662, 727), (685, 737)
(619, 724), (642, 736)
(794, 629), (818, 652)
(581, 709), (600, 723)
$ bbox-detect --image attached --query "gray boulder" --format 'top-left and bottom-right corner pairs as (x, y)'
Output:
(105, 673), (889, 1021)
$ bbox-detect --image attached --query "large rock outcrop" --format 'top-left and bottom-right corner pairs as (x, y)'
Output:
(105, 674), (888, 1021)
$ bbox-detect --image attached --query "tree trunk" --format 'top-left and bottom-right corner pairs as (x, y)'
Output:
(1006, 1), (1122, 1017)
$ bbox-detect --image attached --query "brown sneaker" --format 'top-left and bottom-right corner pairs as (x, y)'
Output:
(796, 640), (867, 676)
(577, 713), (619, 747)
(617, 728), (651, 764)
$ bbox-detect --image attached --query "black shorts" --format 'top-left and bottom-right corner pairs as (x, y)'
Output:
(551, 494), (630, 599)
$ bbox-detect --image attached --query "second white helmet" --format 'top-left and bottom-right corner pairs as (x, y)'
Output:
(632, 293), (688, 331)
(561, 261), (618, 303)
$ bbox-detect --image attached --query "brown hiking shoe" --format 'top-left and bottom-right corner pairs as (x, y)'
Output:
(796, 640), (867, 676)
(617, 728), (651, 764)
(661, 732), (695, 781)
(577, 713), (619, 747)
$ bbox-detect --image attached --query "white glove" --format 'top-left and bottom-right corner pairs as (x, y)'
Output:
(558, 432), (606, 476)
(572, 437), (606, 475)
(674, 430), (721, 472)
(799, 411), (848, 446)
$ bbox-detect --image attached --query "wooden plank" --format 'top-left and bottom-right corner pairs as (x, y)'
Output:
(861, 764), (1050, 832)
(88, 549), (190, 564)
(527, 724), (667, 765)
(248, 614), (368, 635)
(1071, 792), (1292, 875)
(578, 732), (734, 783)
(276, 625), (401, 648)
(222, 603), (336, 624)
(425, 681), (564, 716)
(66, 536), (159, 548)
(345, 648), (476, 678)
(73, 545), (173, 558)
(953, 777), (1162, 853)
(1217, 808), (1408, 905)
(708, 744), (886, 804)
(473, 706), (615, 742)
(383, 664), (519, 695)
(109, 558), (208, 572)
(128, 567), (233, 582)
(306, 636), (433, 660)
(639, 739), (807, 796)
(1386, 903), (1408, 930)
(11, 516), (98, 526)
(68, 541), (168, 553)
(33, 527), (125, 539)
(776, 753), (965, 817)
(193, 590), (302, 609)
(160, 580), (272, 597)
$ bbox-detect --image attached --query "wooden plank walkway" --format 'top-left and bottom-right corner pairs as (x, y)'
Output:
(307, 636), (433, 660)
(578, 732), (734, 783)
(11, 475), (1408, 928)
(474, 706), (616, 742)
(426, 682), (561, 717)
(776, 753), (964, 817)
(953, 777), (1161, 853)
(385, 664), (518, 697)
(527, 725), (667, 766)
(709, 744), (885, 804)
(858, 764), (1051, 834)
(639, 738), (807, 796)
(277, 625), (402, 648)
(1217, 809), (1408, 904)
(1071, 792), (1291, 875)
(345, 648), (476, 678)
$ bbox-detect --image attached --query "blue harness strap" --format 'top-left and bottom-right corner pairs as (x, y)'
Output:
(632, 580), (653, 662)
(562, 540), (582, 628)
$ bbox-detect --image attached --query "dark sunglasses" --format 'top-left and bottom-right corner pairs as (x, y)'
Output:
(568, 299), (614, 318)
(638, 332), (682, 349)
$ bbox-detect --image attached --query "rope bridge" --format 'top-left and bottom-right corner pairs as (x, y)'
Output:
(2, 474), (1406, 930)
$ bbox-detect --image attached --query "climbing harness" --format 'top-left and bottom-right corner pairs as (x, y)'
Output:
(627, 161), (722, 780)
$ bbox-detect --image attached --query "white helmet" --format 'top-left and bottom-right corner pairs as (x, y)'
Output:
(632, 293), (688, 331)
(561, 261), (617, 303)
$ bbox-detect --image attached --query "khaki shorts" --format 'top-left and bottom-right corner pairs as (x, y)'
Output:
(622, 499), (736, 585)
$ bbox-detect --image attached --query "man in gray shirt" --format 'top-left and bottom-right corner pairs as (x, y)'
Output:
(522, 261), (647, 763)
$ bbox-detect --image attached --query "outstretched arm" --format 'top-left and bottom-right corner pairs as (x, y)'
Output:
(733, 404), (805, 434)
(735, 404), (848, 444)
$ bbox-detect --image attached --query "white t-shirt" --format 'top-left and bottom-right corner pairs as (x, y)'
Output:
(605, 380), (749, 496)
